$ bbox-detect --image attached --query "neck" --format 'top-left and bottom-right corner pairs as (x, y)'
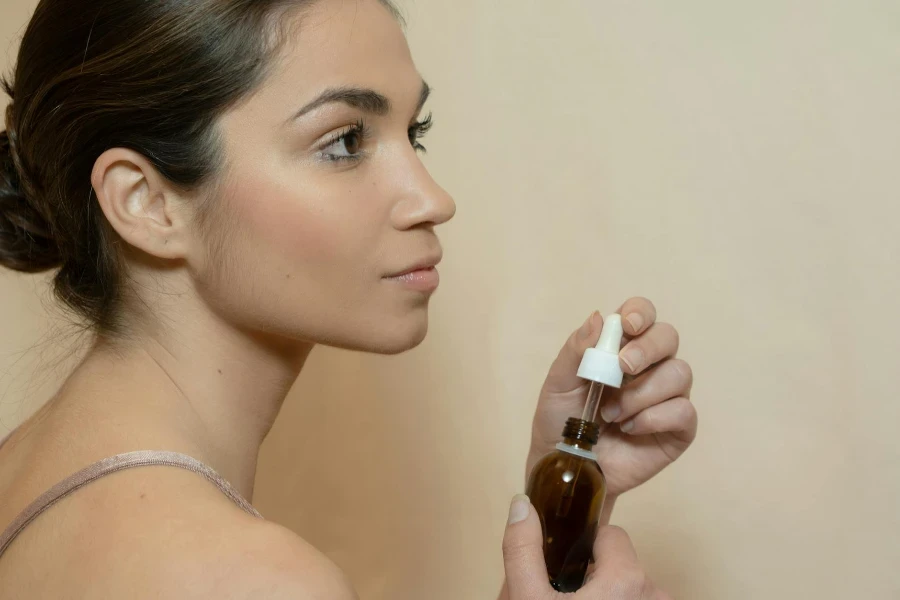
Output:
(38, 304), (313, 501)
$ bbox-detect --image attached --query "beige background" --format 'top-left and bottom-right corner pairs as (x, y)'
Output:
(2, 1), (899, 598)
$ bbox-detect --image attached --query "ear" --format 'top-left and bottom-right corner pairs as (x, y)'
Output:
(91, 148), (193, 260)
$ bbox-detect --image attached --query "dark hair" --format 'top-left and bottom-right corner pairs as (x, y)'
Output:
(0, 0), (399, 332)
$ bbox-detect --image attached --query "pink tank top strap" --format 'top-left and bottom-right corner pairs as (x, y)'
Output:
(0, 446), (262, 559)
(0, 429), (11, 452)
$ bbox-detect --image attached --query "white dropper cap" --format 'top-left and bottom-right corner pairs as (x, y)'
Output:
(576, 314), (625, 388)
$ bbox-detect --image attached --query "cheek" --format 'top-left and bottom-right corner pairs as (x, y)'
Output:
(192, 147), (430, 352)
(196, 166), (396, 336)
(230, 169), (378, 276)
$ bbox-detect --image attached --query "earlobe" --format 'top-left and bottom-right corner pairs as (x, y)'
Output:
(91, 148), (190, 260)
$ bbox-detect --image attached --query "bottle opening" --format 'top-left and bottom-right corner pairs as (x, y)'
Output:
(562, 417), (600, 445)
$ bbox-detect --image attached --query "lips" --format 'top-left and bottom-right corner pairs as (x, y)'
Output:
(386, 254), (443, 278)
(383, 253), (443, 294)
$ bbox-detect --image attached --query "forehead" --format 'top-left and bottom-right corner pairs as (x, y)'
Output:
(269, 0), (417, 101)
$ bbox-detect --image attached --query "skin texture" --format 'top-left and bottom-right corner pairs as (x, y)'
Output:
(0, 1), (695, 598)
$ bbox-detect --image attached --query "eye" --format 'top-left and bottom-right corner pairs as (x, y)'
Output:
(319, 121), (370, 162)
(408, 113), (434, 153)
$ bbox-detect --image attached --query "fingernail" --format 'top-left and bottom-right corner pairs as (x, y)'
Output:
(579, 311), (598, 340)
(620, 420), (635, 433)
(600, 403), (621, 423)
(508, 494), (530, 524)
(620, 347), (644, 372)
(625, 313), (644, 333)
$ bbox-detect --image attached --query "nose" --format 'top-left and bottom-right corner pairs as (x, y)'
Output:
(390, 152), (457, 230)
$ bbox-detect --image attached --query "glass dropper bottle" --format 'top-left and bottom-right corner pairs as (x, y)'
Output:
(525, 314), (625, 592)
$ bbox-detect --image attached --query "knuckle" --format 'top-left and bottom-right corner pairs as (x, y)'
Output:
(628, 381), (648, 405)
(636, 411), (652, 431)
(603, 525), (630, 540)
(669, 359), (693, 388)
(670, 397), (696, 424)
(608, 567), (649, 596)
(675, 396), (696, 417)
(657, 321), (679, 346)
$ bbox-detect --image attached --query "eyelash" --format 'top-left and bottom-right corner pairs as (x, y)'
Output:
(410, 113), (433, 153)
(319, 119), (371, 163)
(318, 114), (435, 164)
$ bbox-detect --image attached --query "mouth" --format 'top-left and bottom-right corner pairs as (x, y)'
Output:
(386, 254), (443, 278)
(384, 254), (443, 293)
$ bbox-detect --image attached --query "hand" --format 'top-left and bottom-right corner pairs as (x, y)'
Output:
(501, 495), (673, 600)
(527, 298), (697, 498)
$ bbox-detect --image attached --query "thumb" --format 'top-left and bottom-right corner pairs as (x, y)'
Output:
(502, 495), (552, 600)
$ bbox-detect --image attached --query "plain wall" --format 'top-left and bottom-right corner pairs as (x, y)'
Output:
(2, 1), (898, 598)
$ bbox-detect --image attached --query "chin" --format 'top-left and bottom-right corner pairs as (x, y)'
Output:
(351, 307), (430, 355)
(376, 318), (429, 355)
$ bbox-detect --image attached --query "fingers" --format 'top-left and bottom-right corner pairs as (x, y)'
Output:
(599, 359), (693, 424)
(617, 297), (657, 337)
(542, 302), (676, 392)
(619, 322), (679, 376)
(502, 495), (553, 600)
(542, 311), (604, 395)
(594, 525), (639, 566)
(619, 397), (698, 444)
(584, 525), (640, 583)
(586, 526), (672, 599)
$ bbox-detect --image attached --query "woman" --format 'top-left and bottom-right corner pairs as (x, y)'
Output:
(0, 0), (696, 597)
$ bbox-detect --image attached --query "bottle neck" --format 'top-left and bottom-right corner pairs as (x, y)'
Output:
(561, 417), (600, 451)
(562, 436), (594, 452)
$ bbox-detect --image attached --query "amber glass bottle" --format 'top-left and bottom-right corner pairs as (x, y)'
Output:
(526, 417), (607, 592)
(526, 314), (624, 592)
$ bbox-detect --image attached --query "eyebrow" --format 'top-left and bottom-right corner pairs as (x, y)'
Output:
(291, 81), (431, 121)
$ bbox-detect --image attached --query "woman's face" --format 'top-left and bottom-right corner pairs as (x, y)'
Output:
(197, 0), (455, 354)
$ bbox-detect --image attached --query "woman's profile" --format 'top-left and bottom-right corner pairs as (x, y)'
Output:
(0, 1), (696, 597)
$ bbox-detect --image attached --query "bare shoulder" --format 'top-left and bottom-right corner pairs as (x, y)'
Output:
(208, 519), (360, 600)
(0, 463), (357, 600)
(99, 494), (360, 599)
(120, 483), (360, 600)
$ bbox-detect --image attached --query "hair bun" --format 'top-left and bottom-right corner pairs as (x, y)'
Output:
(0, 128), (62, 272)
